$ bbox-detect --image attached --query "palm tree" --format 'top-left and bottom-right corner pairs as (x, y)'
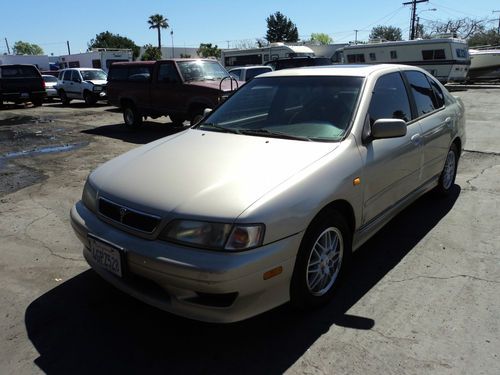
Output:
(148, 14), (169, 50)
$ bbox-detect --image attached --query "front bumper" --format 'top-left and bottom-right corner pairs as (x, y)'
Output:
(70, 201), (302, 323)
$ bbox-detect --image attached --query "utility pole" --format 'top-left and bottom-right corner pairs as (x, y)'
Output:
(4, 38), (10, 54)
(354, 29), (359, 44)
(403, 0), (428, 40)
(66, 40), (71, 55)
(494, 10), (500, 34)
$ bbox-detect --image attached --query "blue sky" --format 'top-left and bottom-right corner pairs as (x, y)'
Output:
(1, 0), (498, 55)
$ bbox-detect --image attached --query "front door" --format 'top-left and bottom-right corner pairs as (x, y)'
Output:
(361, 71), (423, 224)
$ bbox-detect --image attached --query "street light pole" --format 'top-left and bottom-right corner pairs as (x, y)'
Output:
(170, 30), (174, 58)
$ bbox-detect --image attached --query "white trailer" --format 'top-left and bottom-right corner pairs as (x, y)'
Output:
(58, 48), (133, 72)
(221, 43), (315, 68)
(338, 38), (470, 83)
(0, 55), (50, 71)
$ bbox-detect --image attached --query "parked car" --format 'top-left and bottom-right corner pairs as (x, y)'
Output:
(106, 59), (243, 127)
(265, 57), (332, 70)
(42, 75), (58, 100)
(0, 64), (45, 107)
(57, 68), (107, 105)
(228, 66), (273, 82)
(71, 64), (465, 323)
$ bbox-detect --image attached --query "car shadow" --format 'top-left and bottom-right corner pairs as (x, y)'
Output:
(25, 186), (460, 374)
(81, 122), (187, 144)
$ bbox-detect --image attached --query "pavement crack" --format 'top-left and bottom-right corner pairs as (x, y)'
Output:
(463, 149), (500, 156)
(465, 164), (497, 190)
(388, 274), (499, 284)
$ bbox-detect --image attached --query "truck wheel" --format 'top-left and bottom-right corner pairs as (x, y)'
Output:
(84, 91), (97, 106)
(59, 91), (71, 105)
(123, 104), (142, 127)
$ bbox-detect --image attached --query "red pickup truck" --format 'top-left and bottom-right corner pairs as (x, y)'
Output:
(107, 59), (242, 127)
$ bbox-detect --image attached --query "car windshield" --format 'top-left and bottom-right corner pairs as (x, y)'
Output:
(81, 70), (107, 81)
(197, 76), (364, 142)
(177, 60), (229, 81)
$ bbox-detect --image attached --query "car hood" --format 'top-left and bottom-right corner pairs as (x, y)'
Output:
(90, 129), (339, 220)
(185, 79), (244, 92)
(86, 80), (107, 85)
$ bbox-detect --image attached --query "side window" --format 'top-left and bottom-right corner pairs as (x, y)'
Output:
(427, 76), (445, 109)
(405, 71), (437, 117)
(127, 66), (151, 81)
(63, 70), (71, 81)
(158, 63), (180, 83)
(108, 67), (128, 81)
(368, 72), (411, 125)
(390, 50), (397, 59)
(369, 52), (376, 61)
(71, 70), (81, 82)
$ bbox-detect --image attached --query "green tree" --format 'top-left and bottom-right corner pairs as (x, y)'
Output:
(197, 43), (221, 58)
(265, 11), (299, 43)
(369, 25), (403, 41)
(468, 29), (500, 47)
(88, 31), (140, 60)
(180, 53), (191, 58)
(141, 44), (162, 61)
(310, 33), (333, 45)
(13, 41), (44, 55)
(148, 14), (169, 49)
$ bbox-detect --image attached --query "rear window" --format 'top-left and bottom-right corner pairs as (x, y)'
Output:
(43, 75), (58, 83)
(1, 66), (40, 78)
(108, 65), (151, 81)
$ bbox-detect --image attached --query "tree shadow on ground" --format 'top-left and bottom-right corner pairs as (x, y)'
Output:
(25, 186), (460, 375)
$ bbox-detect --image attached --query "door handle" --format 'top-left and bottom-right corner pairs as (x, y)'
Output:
(411, 133), (422, 146)
(445, 117), (453, 128)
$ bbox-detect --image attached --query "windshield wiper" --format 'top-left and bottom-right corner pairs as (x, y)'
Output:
(240, 128), (312, 141)
(199, 123), (241, 134)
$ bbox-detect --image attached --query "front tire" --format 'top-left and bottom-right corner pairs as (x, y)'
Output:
(59, 91), (71, 105)
(435, 143), (458, 196)
(84, 91), (97, 106)
(290, 210), (351, 309)
(123, 103), (142, 127)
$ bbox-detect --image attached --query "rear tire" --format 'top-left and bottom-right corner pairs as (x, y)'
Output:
(290, 210), (351, 309)
(59, 91), (71, 105)
(435, 143), (458, 196)
(123, 103), (142, 127)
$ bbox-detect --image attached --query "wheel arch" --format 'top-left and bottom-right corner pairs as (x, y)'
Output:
(310, 199), (356, 242)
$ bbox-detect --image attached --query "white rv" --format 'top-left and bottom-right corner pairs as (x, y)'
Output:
(0, 55), (50, 71)
(337, 38), (470, 83)
(221, 43), (315, 68)
(58, 48), (133, 72)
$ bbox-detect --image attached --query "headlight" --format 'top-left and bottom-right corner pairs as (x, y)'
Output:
(159, 220), (264, 251)
(93, 85), (102, 92)
(82, 179), (98, 212)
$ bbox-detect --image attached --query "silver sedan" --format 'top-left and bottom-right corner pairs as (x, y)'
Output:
(71, 64), (465, 323)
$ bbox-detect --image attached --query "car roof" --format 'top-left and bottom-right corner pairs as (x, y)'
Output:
(257, 64), (414, 78)
(110, 58), (220, 67)
(61, 68), (103, 71)
(229, 66), (272, 71)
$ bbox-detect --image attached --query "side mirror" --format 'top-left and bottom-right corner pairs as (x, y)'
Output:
(371, 119), (407, 139)
(203, 108), (212, 117)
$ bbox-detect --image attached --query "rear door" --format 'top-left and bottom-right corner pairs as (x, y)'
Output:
(361, 71), (423, 224)
(403, 70), (453, 182)
(66, 70), (82, 98)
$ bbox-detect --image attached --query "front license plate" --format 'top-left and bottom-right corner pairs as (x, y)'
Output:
(88, 236), (123, 277)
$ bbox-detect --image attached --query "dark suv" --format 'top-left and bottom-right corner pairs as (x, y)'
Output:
(107, 59), (242, 127)
(0, 64), (45, 107)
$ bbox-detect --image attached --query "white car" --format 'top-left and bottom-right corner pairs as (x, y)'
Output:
(228, 66), (273, 82)
(57, 68), (107, 105)
(42, 75), (58, 100)
(71, 64), (465, 323)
